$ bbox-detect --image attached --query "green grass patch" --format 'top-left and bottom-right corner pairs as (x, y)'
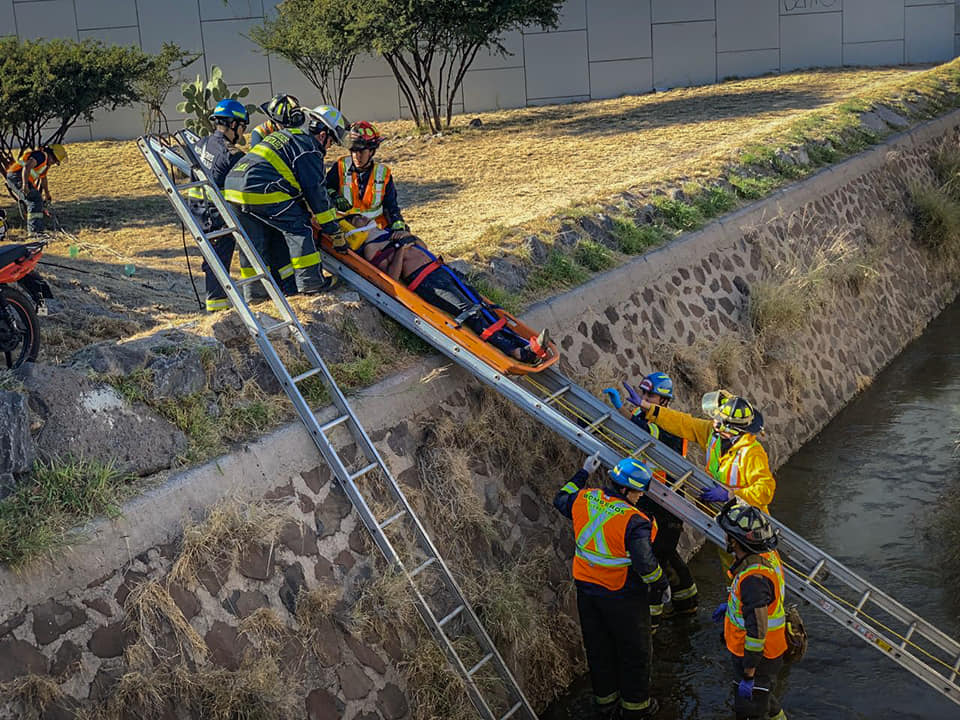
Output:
(573, 239), (615, 272)
(527, 250), (589, 292)
(611, 217), (670, 254)
(0, 458), (136, 567)
(468, 274), (522, 315)
(690, 185), (738, 217)
(0, 370), (23, 392)
(908, 182), (960, 261)
(651, 196), (705, 231)
(728, 174), (779, 200)
(739, 143), (776, 167)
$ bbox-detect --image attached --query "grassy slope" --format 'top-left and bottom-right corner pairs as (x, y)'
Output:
(0, 65), (937, 362)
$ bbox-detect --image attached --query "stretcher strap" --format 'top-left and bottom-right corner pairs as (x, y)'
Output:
(479, 316), (507, 339)
(407, 259), (442, 291)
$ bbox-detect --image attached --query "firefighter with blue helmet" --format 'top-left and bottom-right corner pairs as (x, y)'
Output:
(186, 98), (248, 312)
(224, 104), (348, 300)
(554, 454), (667, 719)
(603, 371), (699, 623)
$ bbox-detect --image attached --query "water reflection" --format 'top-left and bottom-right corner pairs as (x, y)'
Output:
(547, 299), (960, 719)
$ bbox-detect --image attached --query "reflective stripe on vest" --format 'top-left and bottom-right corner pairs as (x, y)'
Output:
(250, 142), (301, 192)
(706, 433), (759, 488)
(8, 151), (48, 189)
(338, 157), (391, 225)
(724, 554), (787, 658)
(571, 489), (657, 592)
(252, 120), (278, 140)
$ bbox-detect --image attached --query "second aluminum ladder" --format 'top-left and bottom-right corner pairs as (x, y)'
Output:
(136, 130), (536, 720)
(322, 248), (960, 710)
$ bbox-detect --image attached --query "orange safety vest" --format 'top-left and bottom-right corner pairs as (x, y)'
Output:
(571, 488), (658, 591)
(337, 156), (392, 228)
(7, 150), (49, 189)
(724, 551), (788, 659)
(251, 119), (279, 141)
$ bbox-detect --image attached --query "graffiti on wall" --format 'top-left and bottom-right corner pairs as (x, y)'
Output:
(782, 0), (840, 13)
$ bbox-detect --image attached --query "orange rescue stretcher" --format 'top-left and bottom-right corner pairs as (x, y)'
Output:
(317, 224), (559, 376)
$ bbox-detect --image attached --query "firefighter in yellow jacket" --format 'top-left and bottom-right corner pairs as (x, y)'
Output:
(637, 389), (775, 512)
(713, 501), (788, 720)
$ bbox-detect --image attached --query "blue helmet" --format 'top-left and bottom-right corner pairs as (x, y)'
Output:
(609, 458), (653, 492)
(640, 371), (673, 400)
(210, 99), (249, 125)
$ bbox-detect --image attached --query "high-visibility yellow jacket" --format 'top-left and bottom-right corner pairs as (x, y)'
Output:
(644, 405), (775, 512)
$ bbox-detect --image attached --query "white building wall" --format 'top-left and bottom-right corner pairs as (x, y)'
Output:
(7, 0), (960, 141)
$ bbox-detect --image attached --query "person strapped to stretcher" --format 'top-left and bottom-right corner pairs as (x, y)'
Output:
(334, 216), (550, 365)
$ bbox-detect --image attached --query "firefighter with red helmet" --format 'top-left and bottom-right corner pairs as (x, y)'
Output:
(325, 120), (407, 231)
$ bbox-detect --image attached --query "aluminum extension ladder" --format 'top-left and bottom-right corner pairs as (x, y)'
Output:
(137, 131), (536, 720)
(321, 252), (960, 709)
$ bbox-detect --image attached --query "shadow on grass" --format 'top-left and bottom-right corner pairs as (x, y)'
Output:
(50, 194), (177, 230)
(479, 88), (827, 137)
(396, 177), (462, 206)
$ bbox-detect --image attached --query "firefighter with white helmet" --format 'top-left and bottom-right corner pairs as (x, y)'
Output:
(224, 104), (349, 299)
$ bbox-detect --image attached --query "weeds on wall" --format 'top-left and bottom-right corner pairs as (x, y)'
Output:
(0, 457), (136, 567)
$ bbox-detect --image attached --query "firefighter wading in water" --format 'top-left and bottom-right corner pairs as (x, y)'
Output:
(554, 454), (668, 719)
(713, 501), (788, 720)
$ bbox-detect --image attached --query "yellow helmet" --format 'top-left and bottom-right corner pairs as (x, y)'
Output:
(49, 144), (67, 163)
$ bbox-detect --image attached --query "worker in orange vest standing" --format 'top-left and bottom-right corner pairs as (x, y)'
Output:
(5, 144), (67, 235)
(325, 121), (407, 231)
(554, 454), (668, 719)
(713, 501), (787, 720)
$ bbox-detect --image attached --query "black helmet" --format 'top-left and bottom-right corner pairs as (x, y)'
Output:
(260, 93), (304, 127)
(718, 500), (777, 553)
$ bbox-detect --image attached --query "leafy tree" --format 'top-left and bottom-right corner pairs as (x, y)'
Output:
(136, 42), (201, 135)
(0, 37), (155, 167)
(176, 66), (257, 136)
(249, 0), (360, 108)
(358, 0), (564, 132)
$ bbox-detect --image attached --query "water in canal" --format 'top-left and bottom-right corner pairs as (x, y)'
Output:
(546, 298), (960, 720)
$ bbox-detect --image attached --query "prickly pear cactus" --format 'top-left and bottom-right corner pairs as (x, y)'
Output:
(176, 66), (256, 136)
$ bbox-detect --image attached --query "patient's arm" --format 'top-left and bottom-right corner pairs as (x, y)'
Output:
(387, 245), (407, 281)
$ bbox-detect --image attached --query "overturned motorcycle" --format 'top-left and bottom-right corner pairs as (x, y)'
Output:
(0, 240), (53, 368)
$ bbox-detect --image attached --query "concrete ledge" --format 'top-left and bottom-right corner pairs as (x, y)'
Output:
(4, 107), (959, 616)
(0, 354), (465, 615)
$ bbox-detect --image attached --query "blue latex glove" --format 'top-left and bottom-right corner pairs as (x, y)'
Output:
(602, 387), (623, 409)
(623, 381), (643, 407)
(700, 485), (730, 503)
(737, 678), (754, 700)
(711, 602), (728, 622)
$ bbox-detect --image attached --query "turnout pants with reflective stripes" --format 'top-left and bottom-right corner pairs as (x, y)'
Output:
(189, 201), (236, 312)
(233, 203), (322, 297)
(577, 588), (655, 718)
(649, 505), (698, 614)
(6, 174), (44, 234)
(730, 654), (785, 720)
(411, 266), (531, 358)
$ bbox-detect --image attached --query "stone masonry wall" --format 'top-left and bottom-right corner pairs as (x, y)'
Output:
(2, 112), (960, 719)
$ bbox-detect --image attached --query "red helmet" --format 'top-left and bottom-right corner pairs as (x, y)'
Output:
(348, 121), (382, 151)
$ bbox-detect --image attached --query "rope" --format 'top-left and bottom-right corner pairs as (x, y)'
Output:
(520, 374), (960, 678)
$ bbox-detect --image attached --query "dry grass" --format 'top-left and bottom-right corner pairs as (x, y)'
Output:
(0, 65), (936, 360)
(124, 579), (208, 666)
(0, 674), (63, 719)
(169, 499), (289, 588)
(350, 564), (418, 641)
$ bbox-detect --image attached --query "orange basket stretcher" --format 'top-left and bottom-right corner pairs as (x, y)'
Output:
(317, 233), (559, 376)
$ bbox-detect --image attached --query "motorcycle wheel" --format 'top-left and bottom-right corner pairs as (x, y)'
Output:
(0, 286), (40, 369)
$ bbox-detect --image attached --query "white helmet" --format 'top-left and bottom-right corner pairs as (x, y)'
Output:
(304, 105), (349, 145)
